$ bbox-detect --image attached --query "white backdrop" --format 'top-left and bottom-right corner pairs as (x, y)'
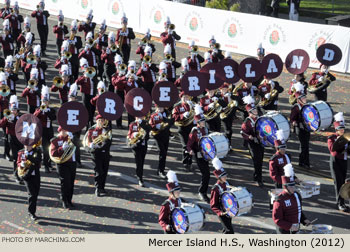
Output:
(17, 0), (350, 73)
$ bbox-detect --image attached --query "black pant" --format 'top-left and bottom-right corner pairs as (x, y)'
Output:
(121, 44), (131, 65)
(297, 129), (310, 166)
(207, 115), (221, 132)
(10, 135), (23, 178)
(71, 55), (79, 82)
(330, 156), (348, 205)
(3, 49), (13, 58)
(57, 161), (76, 203)
(92, 151), (110, 190)
(83, 93), (95, 128)
(13, 29), (21, 51)
(222, 113), (234, 146)
(42, 127), (54, 167)
(177, 125), (193, 166)
(194, 153), (210, 194)
(24, 175), (40, 215)
(37, 24), (48, 52)
(2, 127), (10, 157)
(72, 131), (81, 164)
(272, 6), (279, 17)
(116, 90), (124, 127)
(276, 226), (297, 234)
(247, 141), (265, 181)
(315, 89), (327, 102)
(128, 113), (135, 126)
(103, 64), (116, 91)
(56, 39), (63, 57)
(132, 143), (147, 180)
(142, 82), (154, 96)
(28, 105), (37, 114)
(219, 215), (234, 234)
(154, 130), (170, 172)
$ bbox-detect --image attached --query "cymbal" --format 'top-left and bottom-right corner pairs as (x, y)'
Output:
(331, 133), (350, 152)
(339, 181), (350, 200)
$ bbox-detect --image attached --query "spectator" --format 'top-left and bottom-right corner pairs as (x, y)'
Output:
(287, 0), (301, 21)
(271, 0), (280, 18)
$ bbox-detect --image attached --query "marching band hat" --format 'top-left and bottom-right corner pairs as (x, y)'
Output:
(14, 1), (19, 10)
(95, 114), (104, 120)
(9, 95), (19, 110)
(60, 64), (69, 76)
(194, 104), (205, 123)
(41, 85), (50, 102)
(164, 44), (172, 55)
(5, 55), (14, 68)
(274, 129), (286, 149)
(224, 51), (231, 59)
(164, 16), (171, 28)
(212, 157), (227, 179)
(71, 19), (78, 31)
(108, 31), (115, 42)
(58, 10), (64, 22)
(33, 44), (41, 57)
(121, 12), (128, 24)
(87, 9), (93, 21)
(166, 170), (181, 192)
(281, 164), (295, 187)
(68, 83), (78, 98)
(209, 35), (216, 45)
(333, 112), (345, 130)
(24, 16), (31, 28)
(257, 43), (265, 56)
(294, 82), (306, 99)
(100, 19), (107, 31)
(3, 19), (10, 31)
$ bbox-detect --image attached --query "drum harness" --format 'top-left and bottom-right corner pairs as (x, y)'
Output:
(166, 198), (183, 212)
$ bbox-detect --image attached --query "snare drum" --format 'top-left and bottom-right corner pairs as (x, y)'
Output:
(311, 224), (333, 234)
(255, 111), (290, 147)
(199, 132), (229, 160)
(301, 101), (333, 132)
(221, 187), (253, 217)
(296, 184), (313, 199)
(171, 203), (205, 234)
(268, 189), (284, 209)
(300, 181), (321, 196)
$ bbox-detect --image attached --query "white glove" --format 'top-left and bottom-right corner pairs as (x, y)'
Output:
(209, 103), (215, 109)
(155, 124), (161, 130)
(89, 142), (96, 149)
(318, 76), (324, 82)
(265, 93), (271, 99)
(68, 39), (76, 45)
(183, 111), (190, 118)
(84, 45), (90, 51)
(60, 56), (66, 62)
(292, 79), (297, 83)
(62, 142), (69, 150)
(162, 112), (167, 118)
(136, 119), (142, 124)
(20, 161), (26, 167)
(67, 132), (73, 139)
(269, 80), (275, 89)
(8, 114), (15, 121)
(168, 29), (173, 35)
(43, 107), (49, 113)
(212, 97), (219, 102)
(15, 54), (21, 59)
(106, 47), (111, 54)
(141, 62), (147, 71)
(132, 132), (138, 138)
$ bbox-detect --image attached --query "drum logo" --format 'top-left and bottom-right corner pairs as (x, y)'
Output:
(315, 37), (326, 50)
(154, 10), (162, 24)
(307, 111), (315, 121)
(270, 30), (280, 45)
(228, 23), (237, 38)
(81, 0), (88, 9)
(205, 142), (212, 152)
(190, 17), (198, 31)
(112, 1), (120, 15)
(263, 125), (272, 136)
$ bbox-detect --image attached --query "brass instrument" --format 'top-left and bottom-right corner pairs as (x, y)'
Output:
(232, 82), (244, 96)
(85, 67), (96, 78)
(169, 24), (175, 30)
(258, 89), (278, 107)
(214, 43), (221, 50)
(174, 109), (195, 127)
(99, 88), (105, 94)
(3, 108), (11, 119)
(192, 45), (198, 52)
(68, 32), (75, 52)
(17, 160), (32, 178)
(40, 104), (47, 111)
(26, 54), (37, 64)
(64, 51), (72, 59)
(130, 69), (135, 74)
(83, 124), (112, 151)
(110, 44), (118, 52)
(150, 122), (169, 136)
(143, 55), (152, 64)
(0, 67), (4, 72)
(307, 74), (332, 94)
(220, 100), (238, 119)
(53, 76), (64, 88)
(118, 63), (127, 72)
(165, 54), (173, 61)
(289, 86), (297, 105)
(49, 138), (76, 164)
(28, 79), (38, 89)
(127, 127), (146, 146)
(160, 72), (167, 79)
(0, 84), (10, 97)
(118, 25), (127, 49)
(14, 47), (25, 74)
(141, 37), (147, 44)
(204, 101), (222, 120)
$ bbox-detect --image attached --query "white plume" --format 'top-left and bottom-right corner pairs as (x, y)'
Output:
(166, 16), (170, 24)
(212, 157), (222, 170)
(293, 82), (304, 93)
(25, 32), (33, 43)
(0, 72), (6, 82)
(145, 28), (150, 35)
(189, 40), (195, 47)
(114, 54), (123, 63)
(243, 95), (255, 105)
(33, 44), (41, 55)
(159, 61), (167, 70)
(181, 58), (188, 68)
(9, 95), (18, 106)
(97, 81), (105, 89)
(128, 60), (136, 68)
(225, 51), (231, 58)
(61, 64), (69, 74)
(334, 112), (344, 122)
(276, 129), (285, 141)
(61, 40), (69, 49)
(24, 16), (30, 24)
(258, 42), (263, 49)
(88, 9), (93, 17)
(144, 45), (152, 55)
(164, 44), (171, 54)
(79, 58), (88, 67)
(108, 31), (115, 40)
(283, 163), (294, 177)
(69, 83), (78, 96)
(194, 104), (203, 115)
(167, 170), (178, 183)
(71, 19), (78, 29)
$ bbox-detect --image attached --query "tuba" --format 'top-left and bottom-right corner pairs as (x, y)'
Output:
(307, 74), (332, 94)
(83, 124), (112, 151)
(204, 101), (222, 120)
(258, 89), (278, 107)
(49, 138), (76, 164)
(0, 84), (10, 97)
(53, 76), (64, 88)
(220, 100), (238, 119)
(174, 109), (195, 127)
(127, 127), (146, 146)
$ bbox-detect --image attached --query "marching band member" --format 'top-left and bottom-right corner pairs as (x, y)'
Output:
(0, 0), (12, 19)
(78, 32), (98, 69)
(4, 2), (23, 51)
(0, 19), (14, 58)
(135, 29), (156, 60)
(0, 95), (23, 182)
(210, 157), (234, 234)
(4, 55), (19, 95)
(253, 43), (265, 86)
(50, 126), (76, 209)
(327, 112), (350, 212)
(158, 61), (168, 82)
(258, 76), (283, 111)
(87, 114), (112, 197)
(31, 0), (50, 56)
(90, 80), (106, 107)
(208, 36), (224, 63)
(17, 16), (35, 47)
(101, 32), (118, 92)
(203, 51), (212, 65)
(161, 44), (180, 83)
(200, 89), (222, 132)
(158, 170), (183, 234)
(95, 19), (108, 51)
(125, 71), (139, 124)
(51, 65), (70, 104)
(187, 105), (210, 203)
(160, 17), (181, 60)
(65, 20), (82, 81)
(116, 13), (135, 64)
(241, 95), (265, 187)
(78, 9), (96, 39)
(18, 32), (34, 76)
(76, 58), (96, 129)
(172, 91), (194, 170)
(308, 64), (336, 102)
(34, 86), (56, 173)
(233, 81), (258, 118)
(54, 40), (72, 75)
(149, 105), (173, 178)
(290, 83), (310, 169)
(17, 141), (42, 221)
(0, 77), (10, 161)
(128, 116), (151, 187)
(23, 44), (47, 88)
(174, 58), (189, 88)
(272, 164), (311, 234)
(187, 40), (203, 71)
(95, 19), (108, 81)
(21, 68), (40, 113)
(224, 51), (232, 59)
(136, 53), (158, 95)
(219, 83), (235, 149)
(53, 10), (68, 57)
(288, 72), (307, 105)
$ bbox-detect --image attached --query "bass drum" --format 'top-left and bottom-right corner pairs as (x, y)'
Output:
(311, 224), (333, 234)
(255, 111), (290, 147)
(199, 132), (229, 161)
(220, 187), (253, 217)
(171, 203), (205, 234)
(301, 101), (333, 132)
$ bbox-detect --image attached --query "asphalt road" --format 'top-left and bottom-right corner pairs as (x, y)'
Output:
(0, 6), (349, 234)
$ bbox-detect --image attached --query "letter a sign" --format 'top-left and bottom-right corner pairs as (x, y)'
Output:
(97, 92), (123, 121)
(15, 114), (43, 146)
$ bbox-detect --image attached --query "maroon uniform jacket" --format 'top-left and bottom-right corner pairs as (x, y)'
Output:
(101, 49), (117, 65)
(199, 95), (216, 113)
(6, 73), (18, 93)
(269, 152), (292, 185)
(87, 126), (111, 154)
(78, 49), (97, 67)
(165, 61), (180, 81)
(241, 116), (258, 141)
(78, 22), (96, 39)
(116, 27), (135, 46)
(172, 102), (191, 122)
(135, 43), (155, 59)
(0, 34), (14, 51)
(187, 55), (204, 71)
(76, 75), (95, 95)
(4, 13), (23, 32)
(158, 197), (181, 231)
(21, 88), (40, 107)
(64, 35), (83, 55)
(54, 58), (72, 76)
(34, 107), (56, 129)
(328, 134), (348, 160)
(90, 95), (99, 107)
(149, 112), (166, 130)
(208, 49), (224, 63)
(111, 74), (127, 92)
(136, 64), (157, 83)
(160, 31), (181, 58)
(50, 135), (75, 163)
(53, 25), (68, 40)
(17, 148), (42, 180)
(124, 80), (138, 95)
(0, 115), (19, 136)
(187, 126), (207, 153)
(272, 191), (307, 232)
(0, 95), (9, 112)
(0, 7), (12, 19)
(95, 34), (108, 51)
(17, 31), (35, 47)
(51, 81), (70, 102)
(31, 10), (49, 26)
(210, 181), (228, 216)
(258, 80), (271, 100)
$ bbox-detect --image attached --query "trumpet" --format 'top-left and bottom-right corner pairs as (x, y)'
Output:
(110, 44), (118, 52)
(26, 54), (37, 64)
(3, 109), (11, 119)
(53, 76), (64, 88)
(40, 104), (47, 111)
(118, 63), (127, 73)
(165, 54), (173, 61)
(0, 84), (10, 97)
(87, 38), (94, 47)
(28, 79), (38, 89)
(85, 67), (96, 78)
(14, 47), (25, 74)
(143, 55), (152, 64)
(99, 88), (105, 94)
(169, 24), (175, 30)
(64, 51), (72, 59)
(129, 69), (135, 74)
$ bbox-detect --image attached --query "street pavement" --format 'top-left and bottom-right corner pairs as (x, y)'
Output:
(0, 6), (349, 234)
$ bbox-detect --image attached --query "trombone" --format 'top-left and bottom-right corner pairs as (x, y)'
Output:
(53, 76), (64, 88)
(143, 55), (152, 64)
(165, 54), (173, 62)
(0, 84), (10, 97)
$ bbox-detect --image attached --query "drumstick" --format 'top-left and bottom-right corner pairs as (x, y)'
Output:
(310, 218), (318, 224)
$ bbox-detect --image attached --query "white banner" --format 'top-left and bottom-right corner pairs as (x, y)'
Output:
(16, 0), (350, 73)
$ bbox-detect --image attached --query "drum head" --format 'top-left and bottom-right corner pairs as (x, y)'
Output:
(301, 104), (320, 132)
(199, 136), (216, 160)
(221, 192), (238, 217)
(255, 117), (278, 147)
(171, 208), (188, 234)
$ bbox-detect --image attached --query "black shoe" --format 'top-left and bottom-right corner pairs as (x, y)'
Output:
(198, 193), (210, 203)
(28, 213), (38, 221)
(77, 162), (83, 168)
(257, 180), (265, 187)
(62, 201), (69, 209)
(117, 125), (124, 129)
(169, 133), (176, 140)
(157, 170), (167, 179)
(138, 179), (145, 187)
(95, 189), (101, 197)
(184, 164), (191, 172)
(15, 178), (24, 185)
(68, 201), (75, 208)
(100, 189), (108, 196)
(337, 204), (350, 212)
(44, 166), (51, 173)
(5, 155), (12, 161)
(42, 52), (46, 57)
